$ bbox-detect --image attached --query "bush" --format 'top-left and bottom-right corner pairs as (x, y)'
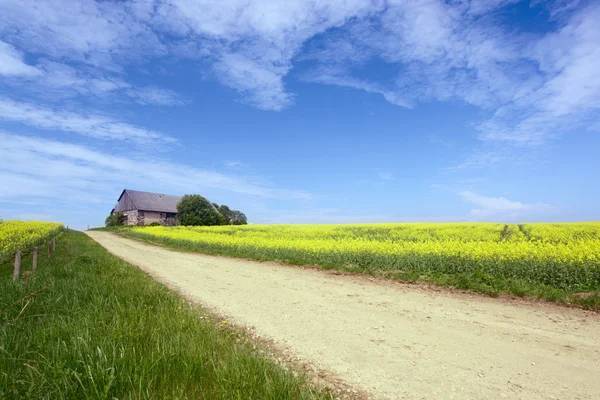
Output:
(218, 205), (247, 225)
(105, 212), (126, 227)
(230, 211), (248, 225)
(177, 195), (228, 226)
(149, 222), (161, 227)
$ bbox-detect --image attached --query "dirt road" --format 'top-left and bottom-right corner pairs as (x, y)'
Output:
(86, 231), (600, 399)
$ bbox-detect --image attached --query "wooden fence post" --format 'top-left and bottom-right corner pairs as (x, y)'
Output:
(13, 250), (22, 281)
(33, 246), (39, 272)
(47, 242), (51, 258)
(52, 237), (56, 252)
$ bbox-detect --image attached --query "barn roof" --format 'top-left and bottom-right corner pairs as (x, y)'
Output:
(116, 189), (181, 213)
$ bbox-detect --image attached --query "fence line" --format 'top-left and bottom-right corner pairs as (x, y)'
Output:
(12, 234), (60, 282)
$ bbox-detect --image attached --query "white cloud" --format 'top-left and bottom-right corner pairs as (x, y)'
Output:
(0, 1), (184, 107)
(1, 0), (380, 110)
(0, 132), (312, 202)
(126, 86), (186, 106)
(29, 60), (131, 99)
(303, 0), (526, 111)
(377, 172), (395, 181)
(298, 12), (536, 173)
(460, 191), (528, 211)
(0, 40), (42, 77)
(302, 67), (411, 107)
(301, 1), (600, 156)
(1, 59), (185, 106)
(477, 3), (600, 146)
(466, 0), (520, 16)
(459, 190), (556, 221)
(1, 0), (598, 135)
(0, 0), (164, 68)
(163, 0), (380, 110)
(224, 160), (246, 169)
(449, 150), (505, 170)
(0, 98), (176, 144)
(213, 53), (293, 110)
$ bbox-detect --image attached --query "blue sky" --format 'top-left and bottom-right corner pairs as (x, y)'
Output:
(1, 0), (599, 229)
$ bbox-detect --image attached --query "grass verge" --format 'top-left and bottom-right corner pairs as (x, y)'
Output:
(110, 228), (600, 310)
(1, 230), (331, 399)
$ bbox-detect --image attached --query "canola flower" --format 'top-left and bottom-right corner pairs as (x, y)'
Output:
(0, 220), (63, 262)
(121, 223), (600, 291)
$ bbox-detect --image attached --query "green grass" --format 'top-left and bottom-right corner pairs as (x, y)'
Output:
(0, 230), (331, 399)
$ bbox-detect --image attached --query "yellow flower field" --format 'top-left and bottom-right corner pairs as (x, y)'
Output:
(0, 220), (63, 262)
(118, 222), (600, 297)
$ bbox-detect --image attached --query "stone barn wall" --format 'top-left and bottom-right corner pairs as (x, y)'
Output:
(143, 211), (162, 225)
(122, 210), (171, 225)
(123, 210), (139, 225)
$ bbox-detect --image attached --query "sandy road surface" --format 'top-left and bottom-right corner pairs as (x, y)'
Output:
(86, 231), (600, 399)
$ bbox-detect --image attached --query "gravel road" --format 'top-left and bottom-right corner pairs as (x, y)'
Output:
(86, 231), (600, 399)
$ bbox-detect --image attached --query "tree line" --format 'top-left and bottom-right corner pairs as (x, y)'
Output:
(106, 194), (247, 227)
(177, 195), (247, 226)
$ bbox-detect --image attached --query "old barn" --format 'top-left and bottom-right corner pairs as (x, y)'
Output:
(111, 189), (180, 226)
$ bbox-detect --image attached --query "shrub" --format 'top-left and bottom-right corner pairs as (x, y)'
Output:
(149, 222), (161, 227)
(105, 212), (126, 227)
(217, 205), (248, 225)
(177, 195), (228, 226)
(230, 211), (248, 225)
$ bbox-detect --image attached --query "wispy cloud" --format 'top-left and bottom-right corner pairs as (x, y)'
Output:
(477, 3), (600, 146)
(0, 1), (182, 107)
(449, 150), (506, 170)
(167, 0), (378, 110)
(0, 0), (164, 68)
(460, 191), (531, 211)
(0, 40), (42, 77)
(2, 0), (598, 124)
(1, 0), (598, 156)
(0, 98), (177, 144)
(126, 86), (186, 106)
(459, 190), (556, 221)
(302, 66), (411, 107)
(0, 0), (378, 111)
(224, 160), (247, 170)
(1, 59), (185, 106)
(0, 132), (312, 202)
(213, 53), (294, 110)
(377, 172), (395, 181)
(300, 1), (600, 161)
(34, 60), (130, 96)
(302, 0), (526, 111)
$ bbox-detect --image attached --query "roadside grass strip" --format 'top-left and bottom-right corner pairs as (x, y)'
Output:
(1, 230), (330, 399)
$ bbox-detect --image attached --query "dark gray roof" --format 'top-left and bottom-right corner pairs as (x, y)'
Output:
(116, 189), (181, 213)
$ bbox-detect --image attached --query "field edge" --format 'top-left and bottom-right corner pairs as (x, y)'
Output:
(107, 228), (600, 311)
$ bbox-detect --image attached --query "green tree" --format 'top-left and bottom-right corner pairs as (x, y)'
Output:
(177, 195), (228, 226)
(217, 205), (248, 225)
(105, 212), (125, 227)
